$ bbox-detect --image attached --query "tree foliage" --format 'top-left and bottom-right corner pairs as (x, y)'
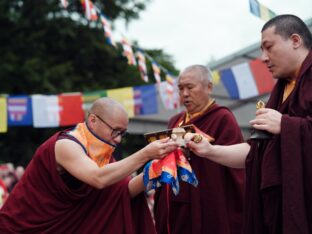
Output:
(0, 0), (178, 166)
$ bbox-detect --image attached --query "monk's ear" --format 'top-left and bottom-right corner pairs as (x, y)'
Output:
(88, 114), (96, 126)
(208, 81), (213, 91)
(206, 81), (213, 95)
(290, 33), (302, 49)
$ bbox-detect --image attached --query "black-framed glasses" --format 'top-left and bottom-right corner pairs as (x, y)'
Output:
(92, 113), (127, 138)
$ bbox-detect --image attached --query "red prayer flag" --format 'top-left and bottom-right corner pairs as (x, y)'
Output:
(59, 93), (84, 126)
(249, 59), (275, 94)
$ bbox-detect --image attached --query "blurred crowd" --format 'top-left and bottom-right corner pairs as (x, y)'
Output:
(0, 163), (25, 208)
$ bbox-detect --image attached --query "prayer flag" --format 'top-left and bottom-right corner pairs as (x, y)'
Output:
(82, 90), (107, 111)
(249, 59), (275, 94)
(59, 93), (84, 127)
(165, 73), (175, 96)
(152, 61), (162, 84)
(249, 0), (276, 21)
(159, 80), (179, 110)
(134, 85), (158, 115)
(100, 14), (117, 47)
(231, 62), (259, 99)
(7, 96), (33, 126)
(32, 95), (60, 128)
(211, 70), (221, 85)
(136, 50), (149, 82)
(134, 88), (142, 116)
(220, 68), (240, 99)
(0, 97), (7, 133)
(121, 37), (137, 65)
(107, 87), (135, 117)
(60, 0), (68, 8)
(220, 60), (275, 99)
(259, 3), (276, 21)
(81, 0), (98, 21)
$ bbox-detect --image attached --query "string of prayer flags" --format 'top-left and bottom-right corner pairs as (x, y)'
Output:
(136, 49), (149, 82)
(220, 61), (274, 99)
(100, 14), (117, 48)
(81, 0), (98, 21)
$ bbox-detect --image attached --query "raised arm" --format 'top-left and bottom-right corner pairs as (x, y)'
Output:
(185, 133), (250, 168)
(55, 138), (178, 192)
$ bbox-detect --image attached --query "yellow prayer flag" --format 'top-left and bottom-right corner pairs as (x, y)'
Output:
(211, 70), (221, 85)
(0, 97), (8, 133)
(107, 87), (134, 118)
(259, 4), (272, 21)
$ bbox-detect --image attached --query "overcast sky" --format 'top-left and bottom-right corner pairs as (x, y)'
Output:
(115, 0), (312, 70)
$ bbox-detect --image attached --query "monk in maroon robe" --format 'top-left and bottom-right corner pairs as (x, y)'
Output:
(154, 65), (245, 234)
(186, 15), (312, 234)
(0, 97), (178, 233)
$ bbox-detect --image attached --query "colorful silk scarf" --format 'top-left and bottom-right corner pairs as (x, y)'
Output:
(143, 124), (214, 195)
(67, 123), (116, 167)
(143, 148), (198, 195)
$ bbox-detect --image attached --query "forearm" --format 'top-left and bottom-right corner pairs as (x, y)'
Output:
(95, 148), (148, 189)
(128, 173), (145, 198)
(208, 143), (250, 168)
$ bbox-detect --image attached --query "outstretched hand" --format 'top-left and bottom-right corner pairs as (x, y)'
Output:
(143, 138), (179, 160)
(249, 108), (282, 134)
(184, 133), (214, 158)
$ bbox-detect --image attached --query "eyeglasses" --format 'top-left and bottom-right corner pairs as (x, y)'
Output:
(92, 113), (127, 138)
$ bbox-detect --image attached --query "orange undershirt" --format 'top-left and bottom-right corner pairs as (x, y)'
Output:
(282, 79), (296, 103)
(282, 66), (301, 103)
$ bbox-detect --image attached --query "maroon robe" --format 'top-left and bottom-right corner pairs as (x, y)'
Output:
(0, 131), (156, 234)
(154, 104), (245, 234)
(244, 50), (312, 234)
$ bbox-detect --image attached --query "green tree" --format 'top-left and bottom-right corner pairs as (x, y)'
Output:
(0, 0), (178, 166)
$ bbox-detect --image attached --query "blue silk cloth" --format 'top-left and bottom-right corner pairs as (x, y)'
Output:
(143, 148), (198, 195)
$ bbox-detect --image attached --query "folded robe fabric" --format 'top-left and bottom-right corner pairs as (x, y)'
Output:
(143, 148), (198, 195)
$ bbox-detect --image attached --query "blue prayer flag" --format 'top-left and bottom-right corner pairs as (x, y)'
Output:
(7, 95), (33, 126)
(134, 85), (158, 115)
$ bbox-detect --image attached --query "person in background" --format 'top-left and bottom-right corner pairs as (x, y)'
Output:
(154, 65), (245, 234)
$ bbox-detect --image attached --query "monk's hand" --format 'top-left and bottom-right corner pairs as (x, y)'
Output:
(144, 138), (179, 160)
(184, 133), (213, 158)
(249, 108), (282, 134)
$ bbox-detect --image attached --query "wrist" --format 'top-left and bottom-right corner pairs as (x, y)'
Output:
(136, 147), (151, 164)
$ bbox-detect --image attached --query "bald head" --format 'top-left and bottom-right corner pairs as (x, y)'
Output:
(90, 97), (128, 120)
(179, 65), (212, 85)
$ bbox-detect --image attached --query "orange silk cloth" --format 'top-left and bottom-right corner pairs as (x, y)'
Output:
(67, 123), (115, 167)
(143, 148), (198, 195)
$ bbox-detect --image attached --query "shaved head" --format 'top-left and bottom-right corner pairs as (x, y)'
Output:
(179, 65), (212, 86)
(90, 97), (128, 120)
